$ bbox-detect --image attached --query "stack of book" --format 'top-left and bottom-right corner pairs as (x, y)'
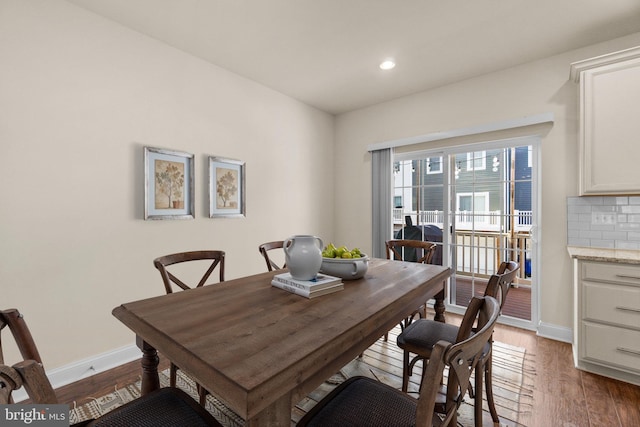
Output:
(271, 272), (343, 298)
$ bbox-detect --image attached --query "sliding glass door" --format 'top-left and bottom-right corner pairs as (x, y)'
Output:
(393, 138), (537, 327)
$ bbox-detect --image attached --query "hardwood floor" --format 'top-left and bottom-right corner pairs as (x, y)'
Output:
(54, 357), (171, 407)
(52, 314), (640, 427)
(491, 319), (640, 427)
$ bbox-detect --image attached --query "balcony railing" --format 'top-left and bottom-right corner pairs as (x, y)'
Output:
(393, 209), (533, 232)
(393, 209), (532, 283)
(453, 230), (531, 284)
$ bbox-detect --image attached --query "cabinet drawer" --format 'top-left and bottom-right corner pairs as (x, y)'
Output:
(582, 262), (640, 286)
(584, 282), (640, 329)
(583, 322), (640, 373)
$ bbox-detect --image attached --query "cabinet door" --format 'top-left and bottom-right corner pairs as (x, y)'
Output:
(582, 322), (640, 373)
(583, 282), (640, 329)
(579, 56), (640, 195)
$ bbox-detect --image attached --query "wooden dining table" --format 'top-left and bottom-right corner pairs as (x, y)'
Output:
(112, 258), (450, 426)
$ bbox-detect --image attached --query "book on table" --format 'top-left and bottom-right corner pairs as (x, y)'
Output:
(271, 280), (343, 298)
(272, 272), (342, 291)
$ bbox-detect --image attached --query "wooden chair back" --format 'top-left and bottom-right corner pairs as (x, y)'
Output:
(153, 250), (225, 294)
(414, 340), (448, 426)
(0, 308), (42, 366)
(384, 239), (439, 338)
(297, 297), (500, 427)
(153, 250), (225, 404)
(385, 239), (437, 264)
(0, 309), (223, 426)
(0, 308), (58, 404)
(258, 241), (286, 271)
(0, 360), (58, 405)
(484, 260), (519, 310)
(437, 296), (500, 426)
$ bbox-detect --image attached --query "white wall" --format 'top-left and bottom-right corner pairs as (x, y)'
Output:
(0, 0), (335, 371)
(334, 32), (640, 337)
(4, 0), (640, 386)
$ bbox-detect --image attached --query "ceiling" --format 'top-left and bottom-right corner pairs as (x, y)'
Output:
(67, 0), (640, 115)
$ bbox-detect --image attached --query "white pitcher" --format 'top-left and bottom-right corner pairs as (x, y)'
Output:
(283, 235), (324, 281)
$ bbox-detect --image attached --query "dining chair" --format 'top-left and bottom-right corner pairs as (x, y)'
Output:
(0, 308), (222, 427)
(153, 250), (225, 404)
(397, 260), (520, 426)
(386, 239), (437, 265)
(383, 239), (438, 340)
(258, 240), (286, 271)
(153, 250), (225, 294)
(297, 296), (501, 427)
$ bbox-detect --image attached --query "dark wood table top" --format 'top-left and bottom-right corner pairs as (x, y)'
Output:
(113, 258), (450, 425)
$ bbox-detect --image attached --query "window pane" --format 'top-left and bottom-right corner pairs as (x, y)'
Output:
(466, 151), (486, 171)
(427, 156), (442, 174)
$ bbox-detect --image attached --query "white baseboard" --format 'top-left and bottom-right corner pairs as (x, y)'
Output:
(14, 344), (140, 403)
(537, 321), (573, 343)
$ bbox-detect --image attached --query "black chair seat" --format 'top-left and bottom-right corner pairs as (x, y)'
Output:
(299, 376), (418, 427)
(397, 319), (458, 355)
(398, 319), (491, 358)
(86, 387), (222, 427)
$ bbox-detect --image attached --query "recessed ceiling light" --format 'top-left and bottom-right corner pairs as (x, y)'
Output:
(379, 59), (396, 70)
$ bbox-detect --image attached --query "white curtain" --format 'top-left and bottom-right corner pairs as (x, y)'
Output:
(371, 148), (393, 258)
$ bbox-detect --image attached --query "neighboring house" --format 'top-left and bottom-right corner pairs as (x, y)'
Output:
(393, 146), (532, 229)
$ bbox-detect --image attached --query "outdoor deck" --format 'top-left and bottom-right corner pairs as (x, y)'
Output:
(391, 220), (533, 322)
(454, 275), (532, 320)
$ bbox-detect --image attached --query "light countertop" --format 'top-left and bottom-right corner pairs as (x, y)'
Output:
(567, 246), (640, 264)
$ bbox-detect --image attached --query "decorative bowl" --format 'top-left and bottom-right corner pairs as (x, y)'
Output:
(319, 255), (369, 280)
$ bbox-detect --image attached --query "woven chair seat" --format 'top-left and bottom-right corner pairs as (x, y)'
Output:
(300, 376), (418, 427)
(86, 388), (222, 427)
(299, 297), (501, 427)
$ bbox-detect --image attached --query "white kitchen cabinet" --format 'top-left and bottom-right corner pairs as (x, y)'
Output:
(572, 258), (640, 385)
(570, 46), (640, 195)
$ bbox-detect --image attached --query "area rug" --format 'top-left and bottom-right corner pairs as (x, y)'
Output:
(69, 339), (535, 426)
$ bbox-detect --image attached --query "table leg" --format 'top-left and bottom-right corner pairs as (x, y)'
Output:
(136, 336), (160, 395)
(246, 392), (291, 427)
(433, 287), (446, 323)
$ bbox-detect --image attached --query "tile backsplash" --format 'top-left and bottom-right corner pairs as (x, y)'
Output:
(567, 196), (640, 249)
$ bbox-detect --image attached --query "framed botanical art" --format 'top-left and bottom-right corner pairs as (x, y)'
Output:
(144, 146), (195, 220)
(209, 156), (246, 218)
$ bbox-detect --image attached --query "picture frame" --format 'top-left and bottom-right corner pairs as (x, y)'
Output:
(209, 156), (246, 218)
(144, 146), (195, 220)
